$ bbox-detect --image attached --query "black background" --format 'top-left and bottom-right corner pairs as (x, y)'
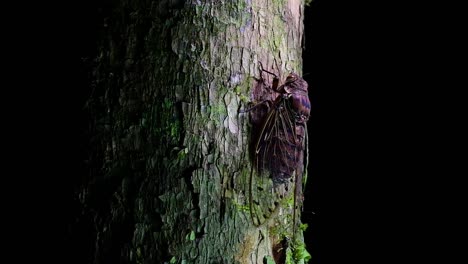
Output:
(301, 2), (458, 263)
(6, 0), (457, 263)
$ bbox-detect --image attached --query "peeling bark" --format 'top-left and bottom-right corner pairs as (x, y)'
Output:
(76, 0), (309, 263)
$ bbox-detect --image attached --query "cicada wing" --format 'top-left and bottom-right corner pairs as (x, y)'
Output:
(249, 106), (278, 226)
(250, 98), (303, 227)
(292, 118), (309, 234)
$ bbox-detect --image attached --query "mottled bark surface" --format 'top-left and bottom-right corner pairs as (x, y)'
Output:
(74, 0), (309, 263)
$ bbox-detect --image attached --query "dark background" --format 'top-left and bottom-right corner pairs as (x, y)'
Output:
(302, 2), (457, 263)
(10, 0), (455, 263)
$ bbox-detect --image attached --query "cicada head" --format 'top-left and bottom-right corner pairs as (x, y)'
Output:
(284, 73), (308, 93)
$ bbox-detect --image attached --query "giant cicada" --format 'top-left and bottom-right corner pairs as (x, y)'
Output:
(241, 62), (310, 231)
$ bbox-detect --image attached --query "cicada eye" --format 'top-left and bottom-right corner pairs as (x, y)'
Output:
(286, 74), (297, 83)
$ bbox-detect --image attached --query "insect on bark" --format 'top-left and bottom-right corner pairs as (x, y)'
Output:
(241, 62), (311, 232)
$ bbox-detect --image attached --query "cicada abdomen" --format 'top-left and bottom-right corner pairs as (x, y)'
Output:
(242, 64), (310, 230)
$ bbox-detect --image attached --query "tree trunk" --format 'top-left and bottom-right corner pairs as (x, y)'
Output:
(76, 0), (310, 263)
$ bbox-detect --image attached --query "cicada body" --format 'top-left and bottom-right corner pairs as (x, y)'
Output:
(256, 73), (310, 184)
(242, 63), (310, 230)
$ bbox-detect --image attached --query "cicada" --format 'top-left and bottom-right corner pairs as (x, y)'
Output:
(241, 62), (310, 231)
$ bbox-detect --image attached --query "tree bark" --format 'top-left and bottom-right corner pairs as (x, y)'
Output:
(76, 0), (310, 263)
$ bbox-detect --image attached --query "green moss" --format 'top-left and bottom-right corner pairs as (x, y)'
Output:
(212, 20), (228, 37)
(272, 16), (286, 51)
(188, 133), (202, 146)
(286, 247), (294, 264)
(271, 223), (291, 239)
(237, 0), (247, 11)
(211, 1), (250, 29)
(264, 255), (276, 264)
(235, 77), (253, 104)
(204, 102), (228, 127)
(233, 201), (250, 212)
(163, 98), (172, 110)
(299, 223), (308, 232)
(185, 230), (196, 241)
(269, 224), (283, 237)
(209, 104), (228, 116)
(150, 97), (183, 144)
(272, 0), (287, 7)
(176, 149), (185, 159)
(284, 193), (295, 208)
(293, 242), (311, 263)
(238, 94), (250, 104)
(136, 247), (143, 264)
(278, 239), (312, 264)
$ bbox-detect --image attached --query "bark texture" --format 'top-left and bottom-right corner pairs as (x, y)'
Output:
(75, 0), (309, 263)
